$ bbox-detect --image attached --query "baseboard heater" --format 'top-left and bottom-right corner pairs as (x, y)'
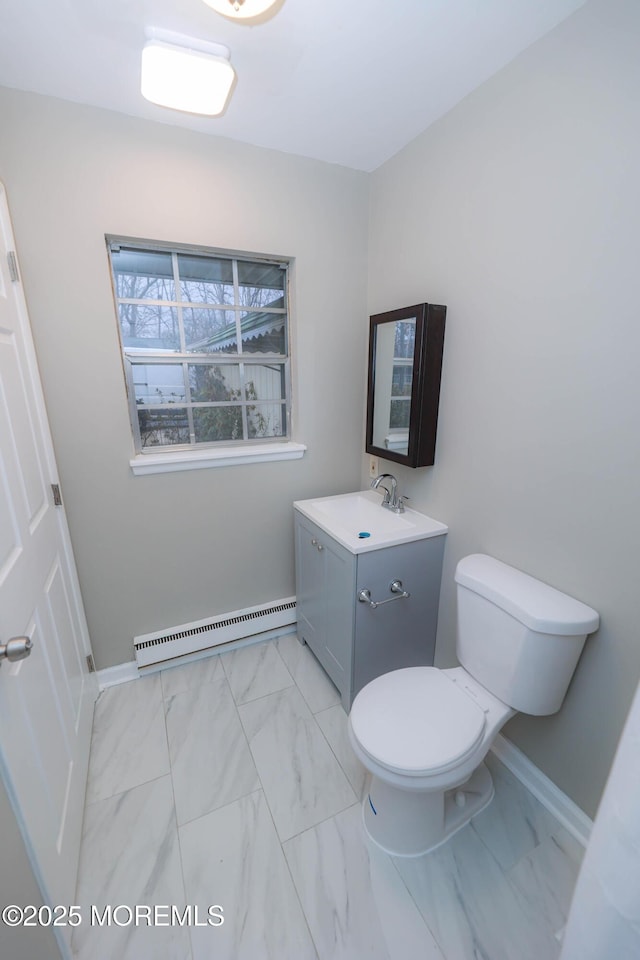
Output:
(134, 596), (297, 669)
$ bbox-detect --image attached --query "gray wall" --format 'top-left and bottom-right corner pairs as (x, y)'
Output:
(364, 0), (640, 817)
(0, 89), (369, 670)
(0, 777), (61, 960)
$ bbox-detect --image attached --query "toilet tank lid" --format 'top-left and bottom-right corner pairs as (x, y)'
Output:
(455, 554), (599, 635)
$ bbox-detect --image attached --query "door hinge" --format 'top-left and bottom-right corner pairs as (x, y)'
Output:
(86, 654), (96, 673)
(51, 483), (63, 506)
(7, 251), (20, 283)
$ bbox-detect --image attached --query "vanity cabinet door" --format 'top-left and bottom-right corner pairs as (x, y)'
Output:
(323, 535), (356, 703)
(352, 536), (445, 701)
(295, 513), (325, 655)
(294, 512), (355, 708)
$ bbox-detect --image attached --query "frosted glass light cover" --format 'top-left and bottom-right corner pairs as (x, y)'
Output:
(201, 0), (282, 23)
(141, 41), (235, 116)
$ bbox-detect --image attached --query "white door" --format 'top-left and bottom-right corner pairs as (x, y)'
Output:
(0, 183), (98, 955)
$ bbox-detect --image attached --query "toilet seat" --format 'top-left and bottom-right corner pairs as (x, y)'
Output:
(350, 667), (487, 778)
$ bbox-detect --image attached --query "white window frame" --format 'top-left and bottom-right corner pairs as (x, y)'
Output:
(107, 237), (305, 473)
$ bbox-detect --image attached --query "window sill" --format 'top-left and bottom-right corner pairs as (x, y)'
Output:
(129, 441), (307, 476)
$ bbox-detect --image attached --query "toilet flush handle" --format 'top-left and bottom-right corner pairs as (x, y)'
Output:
(357, 579), (410, 609)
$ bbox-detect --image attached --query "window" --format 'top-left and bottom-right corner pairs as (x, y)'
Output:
(108, 239), (292, 458)
(390, 319), (415, 430)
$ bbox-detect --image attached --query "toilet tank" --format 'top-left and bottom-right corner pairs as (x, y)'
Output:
(455, 555), (599, 716)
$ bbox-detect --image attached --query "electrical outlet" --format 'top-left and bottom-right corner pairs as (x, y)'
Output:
(368, 455), (379, 479)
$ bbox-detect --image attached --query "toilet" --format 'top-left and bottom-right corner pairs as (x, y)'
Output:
(348, 553), (599, 857)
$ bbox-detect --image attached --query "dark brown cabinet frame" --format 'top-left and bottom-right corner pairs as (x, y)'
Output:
(366, 302), (446, 468)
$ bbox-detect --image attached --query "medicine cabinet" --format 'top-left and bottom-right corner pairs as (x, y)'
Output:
(365, 302), (446, 468)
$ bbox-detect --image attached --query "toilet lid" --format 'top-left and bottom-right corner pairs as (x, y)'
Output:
(350, 667), (486, 776)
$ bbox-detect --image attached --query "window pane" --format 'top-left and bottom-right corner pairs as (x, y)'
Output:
(240, 311), (286, 354)
(390, 398), (411, 429)
(183, 308), (238, 354)
(248, 403), (286, 439)
(119, 304), (179, 350)
(394, 320), (416, 359)
(131, 364), (186, 405)
(112, 248), (175, 300)
(177, 254), (234, 304)
(193, 407), (243, 443)
(392, 365), (413, 397)
(243, 364), (285, 401)
(188, 364), (241, 402)
(237, 261), (284, 309)
(138, 408), (189, 448)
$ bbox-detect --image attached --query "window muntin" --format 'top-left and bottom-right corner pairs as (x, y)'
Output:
(109, 241), (290, 453)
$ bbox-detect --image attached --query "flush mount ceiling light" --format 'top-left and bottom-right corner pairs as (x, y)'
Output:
(141, 39), (235, 116)
(201, 0), (283, 24)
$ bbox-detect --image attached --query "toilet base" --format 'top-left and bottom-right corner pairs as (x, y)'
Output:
(362, 762), (494, 857)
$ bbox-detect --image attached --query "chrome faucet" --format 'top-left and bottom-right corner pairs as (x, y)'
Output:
(370, 473), (407, 513)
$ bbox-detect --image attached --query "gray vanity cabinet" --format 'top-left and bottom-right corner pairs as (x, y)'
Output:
(294, 510), (445, 711)
(294, 512), (356, 699)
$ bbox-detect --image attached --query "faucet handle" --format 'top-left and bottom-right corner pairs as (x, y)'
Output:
(396, 495), (410, 513)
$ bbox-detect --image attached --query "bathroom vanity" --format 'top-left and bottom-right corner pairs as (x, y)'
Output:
(293, 491), (447, 711)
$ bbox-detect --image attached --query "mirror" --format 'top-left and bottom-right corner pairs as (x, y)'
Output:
(366, 302), (446, 468)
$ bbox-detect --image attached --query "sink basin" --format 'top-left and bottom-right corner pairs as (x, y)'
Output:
(310, 494), (414, 534)
(294, 490), (447, 554)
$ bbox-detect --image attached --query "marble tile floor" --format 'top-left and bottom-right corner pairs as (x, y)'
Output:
(73, 635), (584, 960)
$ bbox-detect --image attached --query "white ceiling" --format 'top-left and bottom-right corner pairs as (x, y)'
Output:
(0, 0), (587, 172)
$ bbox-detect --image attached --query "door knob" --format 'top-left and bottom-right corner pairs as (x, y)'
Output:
(0, 636), (33, 665)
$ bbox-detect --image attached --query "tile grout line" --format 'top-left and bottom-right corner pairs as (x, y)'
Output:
(85, 675), (171, 807)
(382, 838), (449, 960)
(84, 770), (175, 811)
(220, 641), (296, 708)
(466, 762), (578, 950)
(313, 705), (367, 801)
(280, 800), (362, 847)
(276, 635), (343, 716)
(159, 672), (195, 960)
(159, 658), (225, 700)
(233, 665), (357, 843)
(226, 653), (323, 958)
(258, 780), (322, 960)
(165, 679), (227, 872)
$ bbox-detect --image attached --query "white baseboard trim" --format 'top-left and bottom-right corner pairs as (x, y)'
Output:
(96, 624), (297, 689)
(491, 734), (593, 848)
(97, 660), (139, 689)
